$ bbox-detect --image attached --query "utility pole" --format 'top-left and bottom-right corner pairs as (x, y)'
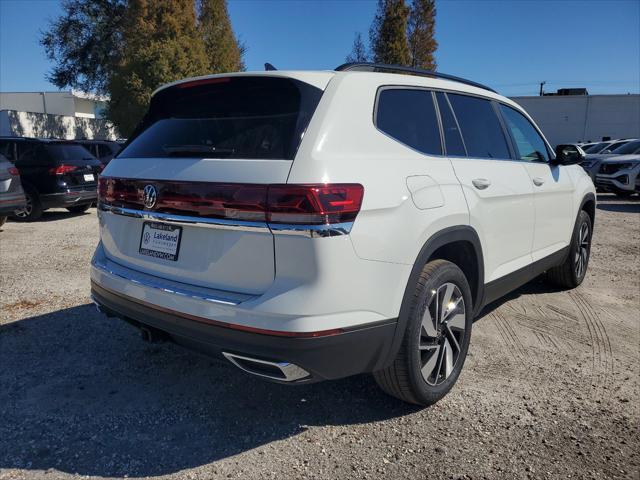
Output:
(539, 81), (546, 96)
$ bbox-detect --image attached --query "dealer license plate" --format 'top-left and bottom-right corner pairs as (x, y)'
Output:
(139, 222), (182, 261)
(84, 173), (95, 182)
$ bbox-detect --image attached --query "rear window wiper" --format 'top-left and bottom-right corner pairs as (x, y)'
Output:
(162, 144), (235, 156)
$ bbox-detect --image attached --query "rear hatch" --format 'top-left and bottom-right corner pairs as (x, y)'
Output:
(99, 75), (326, 295)
(46, 143), (102, 189)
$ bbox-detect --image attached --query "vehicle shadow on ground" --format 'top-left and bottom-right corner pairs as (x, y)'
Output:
(7, 209), (94, 224)
(474, 277), (563, 322)
(596, 200), (640, 213)
(0, 304), (419, 477)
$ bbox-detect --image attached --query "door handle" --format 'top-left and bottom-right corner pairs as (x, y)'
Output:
(532, 177), (545, 186)
(472, 178), (491, 190)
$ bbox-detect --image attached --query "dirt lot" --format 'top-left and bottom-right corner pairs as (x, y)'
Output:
(0, 194), (638, 480)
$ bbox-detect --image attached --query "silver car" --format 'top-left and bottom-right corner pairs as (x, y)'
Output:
(580, 139), (640, 184)
(0, 153), (27, 227)
(595, 154), (640, 197)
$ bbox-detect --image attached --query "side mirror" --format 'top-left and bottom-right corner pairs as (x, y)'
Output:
(553, 144), (585, 165)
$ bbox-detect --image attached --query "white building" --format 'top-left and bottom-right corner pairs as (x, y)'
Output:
(511, 94), (640, 147)
(0, 90), (117, 140)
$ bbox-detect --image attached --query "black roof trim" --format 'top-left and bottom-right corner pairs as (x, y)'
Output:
(335, 62), (497, 94)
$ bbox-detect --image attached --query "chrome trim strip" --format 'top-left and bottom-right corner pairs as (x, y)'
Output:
(99, 203), (354, 237)
(222, 352), (310, 382)
(269, 222), (354, 238)
(98, 203), (270, 232)
(91, 252), (252, 306)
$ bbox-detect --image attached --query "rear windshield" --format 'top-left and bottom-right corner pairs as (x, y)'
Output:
(119, 76), (323, 161)
(45, 144), (97, 162)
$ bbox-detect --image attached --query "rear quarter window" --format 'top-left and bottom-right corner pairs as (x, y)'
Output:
(119, 76), (323, 161)
(375, 88), (442, 156)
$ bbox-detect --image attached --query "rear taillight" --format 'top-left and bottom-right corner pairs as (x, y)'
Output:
(8, 167), (19, 176)
(49, 165), (78, 175)
(267, 184), (364, 224)
(99, 178), (364, 226)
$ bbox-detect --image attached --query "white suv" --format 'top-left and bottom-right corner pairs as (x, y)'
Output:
(91, 63), (596, 405)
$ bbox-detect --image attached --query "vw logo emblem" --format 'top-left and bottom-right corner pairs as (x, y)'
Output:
(143, 184), (157, 209)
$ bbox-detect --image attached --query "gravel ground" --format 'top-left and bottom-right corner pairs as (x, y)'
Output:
(0, 194), (638, 480)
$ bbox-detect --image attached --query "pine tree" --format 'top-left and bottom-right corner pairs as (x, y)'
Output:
(40, 0), (127, 94)
(408, 0), (437, 70)
(369, 0), (411, 66)
(198, 0), (245, 73)
(345, 32), (368, 63)
(107, 0), (210, 136)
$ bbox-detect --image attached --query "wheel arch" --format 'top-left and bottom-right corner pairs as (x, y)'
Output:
(579, 192), (596, 227)
(382, 225), (485, 369)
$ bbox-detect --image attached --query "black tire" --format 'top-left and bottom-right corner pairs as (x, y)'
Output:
(0, 216), (6, 227)
(66, 204), (91, 214)
(545, 210), (592, 289)
(373, 259), (473, 406)
(11, 187), (43, 222)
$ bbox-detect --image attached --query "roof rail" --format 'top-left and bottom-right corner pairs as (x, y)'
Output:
(335, 62), (497, 94)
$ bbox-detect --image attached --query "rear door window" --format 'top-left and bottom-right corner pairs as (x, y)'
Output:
(17, 143), (49, 165)
(119, 76), (323, 161)
(499, 104), (550, 162)
(375, 88), (442, 155)
(448, 94), (511, 159)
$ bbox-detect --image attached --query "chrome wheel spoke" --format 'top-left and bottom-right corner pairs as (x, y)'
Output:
(445, 325), (460, 352)
(421, 305), (438, 338)
(421, 344), (441, 380)
(443, 338), (454, 378)
(440, 284), (455, 322)
(448, 312), (466, 330)
(433, 340), (446, 381)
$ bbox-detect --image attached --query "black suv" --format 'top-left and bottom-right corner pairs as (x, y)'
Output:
(0, 137), (102, 221)
(76, 139), (122, 166)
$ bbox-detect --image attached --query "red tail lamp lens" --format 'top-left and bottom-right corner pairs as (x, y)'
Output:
(8, 167), (19, 176)
(49, 165), (78, 175)
(98, 178), (364, 225)
(267, 184), (364, 224)
(176, 77), (231, 89)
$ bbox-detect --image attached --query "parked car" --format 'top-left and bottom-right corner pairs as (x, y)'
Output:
(580, 139), (640, 183)
(0, 137), (102, 221)
(583, 139), (632, 154)
(91, 64), (595, 406)
(595, 155), (640, 197)
(0, 153), (26, 227)
(76, 139), (122, 166)
(578, 142), (598, 151)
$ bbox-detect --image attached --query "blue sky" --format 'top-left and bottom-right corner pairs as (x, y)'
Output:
(1, 0), (638, 97)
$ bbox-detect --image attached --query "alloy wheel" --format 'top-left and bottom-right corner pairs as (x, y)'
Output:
(419, 282), (466, 386)
(14, 193), (32, 218)
(575, 221), (590, 279)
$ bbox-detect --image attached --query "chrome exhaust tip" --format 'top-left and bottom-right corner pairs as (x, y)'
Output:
(222, 352), (310, 382)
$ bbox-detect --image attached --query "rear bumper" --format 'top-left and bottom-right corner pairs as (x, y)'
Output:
(40, 189), (97, 209)
(91, 280), (397, 383)
(0, 193), (26, 215)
